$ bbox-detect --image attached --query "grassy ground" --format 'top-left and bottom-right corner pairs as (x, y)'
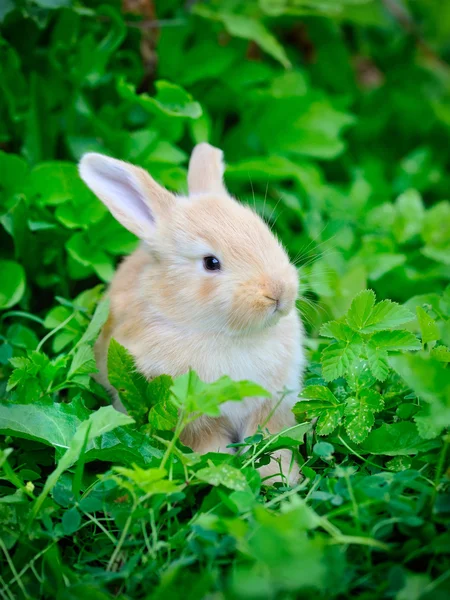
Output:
(1, 1), (449, 598)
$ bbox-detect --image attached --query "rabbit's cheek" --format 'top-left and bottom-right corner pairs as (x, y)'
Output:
(198, 277), (217, 302)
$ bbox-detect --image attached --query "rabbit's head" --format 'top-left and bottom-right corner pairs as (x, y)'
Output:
(79, 144), (299, 335)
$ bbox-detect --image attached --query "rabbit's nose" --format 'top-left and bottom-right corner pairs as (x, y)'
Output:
(262, 280), (286, 311)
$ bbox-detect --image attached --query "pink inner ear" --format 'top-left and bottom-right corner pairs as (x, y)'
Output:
(105, 166), (155, 226)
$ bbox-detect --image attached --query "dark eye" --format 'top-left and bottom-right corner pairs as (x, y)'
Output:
(203, 256), (221, 271)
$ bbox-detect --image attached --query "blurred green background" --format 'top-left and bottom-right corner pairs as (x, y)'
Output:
(1, 0), (450, 342)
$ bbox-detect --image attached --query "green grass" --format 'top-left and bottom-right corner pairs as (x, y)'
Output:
(1, 1), (450, 598)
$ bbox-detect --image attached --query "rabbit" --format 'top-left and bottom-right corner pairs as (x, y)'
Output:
(79, 143), (306, 484)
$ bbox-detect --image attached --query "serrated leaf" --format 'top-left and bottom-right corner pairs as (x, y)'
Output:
(316, 410), (342, 436)
(366, 343), (389, 381)
(345, 290), (376, 331)
(196, 463), (249, 491)
(416, 306), (440, 345)
(171, 371), (269, 418)
(107, 338), (148, 424)
(345, 390), (384, 415)
(112, 465), (181, 496)
(345, 409), (375, 443)
(370, 330), (422, 351)
(321, 341), (361, 382)
(319, 320), (357, 341)
(298, 385), (339, 403)
(361, 300), (414, 333)
(68, 344), (97, 378)
(431, 345), (450, 362)
(344, 390), (384, 443)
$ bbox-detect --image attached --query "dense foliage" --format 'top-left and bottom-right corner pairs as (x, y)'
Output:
(1, 0), (450, 598)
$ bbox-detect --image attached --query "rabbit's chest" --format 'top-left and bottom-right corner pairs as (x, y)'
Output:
(133, 312), (303, 407)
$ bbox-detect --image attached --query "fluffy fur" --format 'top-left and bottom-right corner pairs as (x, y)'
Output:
(79, 143), (305, 483)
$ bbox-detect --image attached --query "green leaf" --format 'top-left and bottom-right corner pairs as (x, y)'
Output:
(345, 410), (374, 444)
(77, 297), (110, 347)
(345, 289), (376, 331)
(316, 410), (342, 436)
(68, 344), (97, 378)
(393, 189), (424, 243)
(171, 371), (269, 418)
(32, 407), (134, 517)
(321, 341), (361, 381)
(366, 343), (389, 381)
(361, 300), (415, 333)
(147, 375), (177, 431)
(194, 6), (290, 68)
(313, 442), (334, 459)
(344, 390), (384, 443)
(0, 401), (85, 448)
(107, 338), (148, 424)
(389, 353), (450, 438)
(112, 465), (181, 496)
(431, 345), (450, 362)
(0, 260), (26, 309)
(360, 422), (436, 455)
(298, 385), (340, 404)
(118, 78), (202, 119)
(319, 321), (356, 341)
(196, 463), (249, 491)
(62, 507), (81, 535)
(370, 330), (422, 351)
(416, 306), (440, 344)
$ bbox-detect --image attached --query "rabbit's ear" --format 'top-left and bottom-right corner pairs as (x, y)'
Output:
(79, 154), (174, 239)
(188, 143), (228, 195)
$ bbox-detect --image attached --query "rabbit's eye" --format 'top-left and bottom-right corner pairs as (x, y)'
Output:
(203, 256), (221, 271)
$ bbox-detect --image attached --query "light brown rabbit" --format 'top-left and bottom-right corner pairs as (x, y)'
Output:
(79, 143), (305, 484)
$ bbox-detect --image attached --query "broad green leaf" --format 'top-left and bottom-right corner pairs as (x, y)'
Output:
(360, 422), (436, 455)
(107, 338), (148, 424)
(0, 151), (27, 198)
(345, 289), (376, 331)
(0, 260), (26, 309)
(321, 341), (361, 381)
(0, 401), (86, 448)
(194, 6), (290, 68)
(370, 330), (422, 351)
(62, 507), (81, 535)
(33, 407), (134, 517)
(196, 463), (249, 491)
(416, 306), (440, 344)
(118, 78), (202, 119)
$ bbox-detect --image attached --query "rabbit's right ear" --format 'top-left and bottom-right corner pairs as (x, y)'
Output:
(79, 154), (174, 239)
(188, 143), (228, 195)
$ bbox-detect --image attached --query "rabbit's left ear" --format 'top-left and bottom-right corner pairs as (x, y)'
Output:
(188, 143), (228, 195)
